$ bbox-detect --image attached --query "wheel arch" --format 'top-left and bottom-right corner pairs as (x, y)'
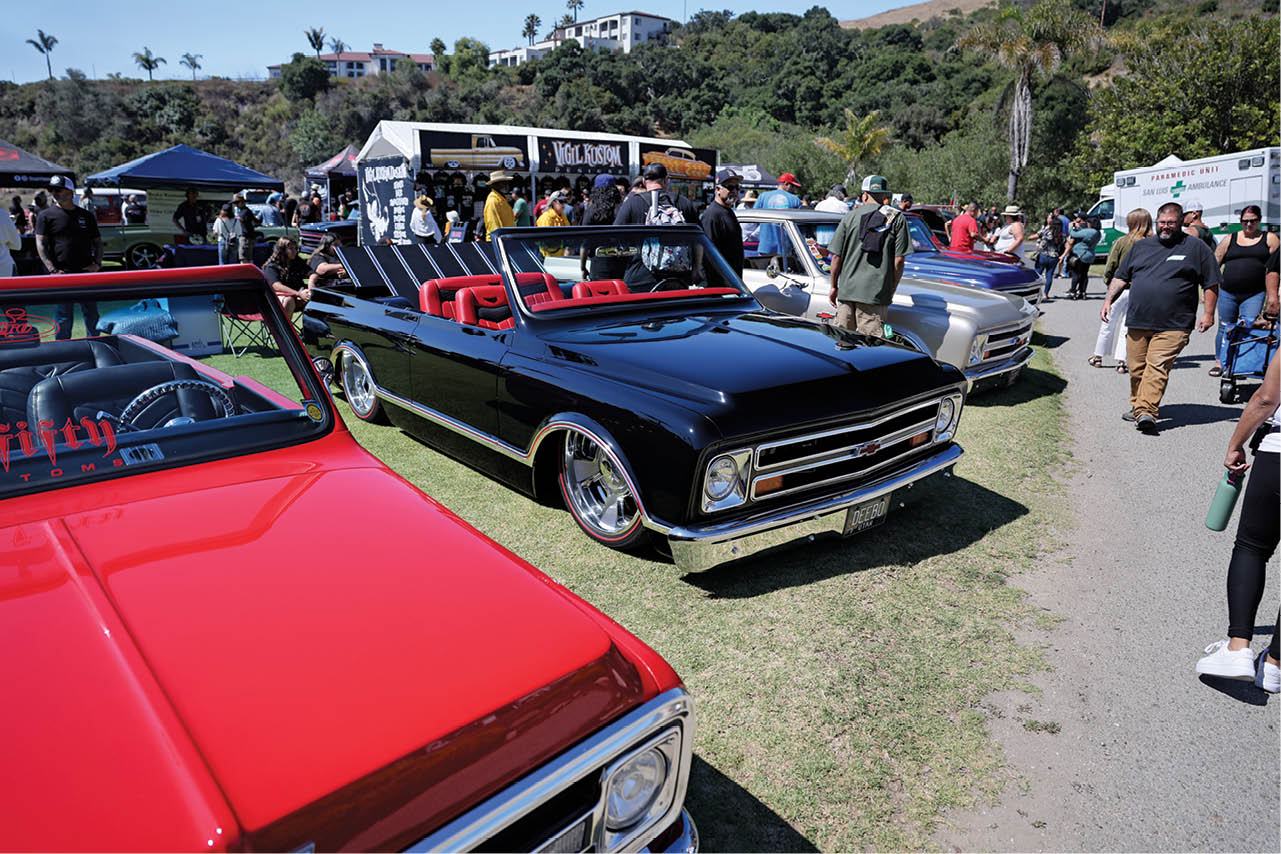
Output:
(527, 414), (670, 534)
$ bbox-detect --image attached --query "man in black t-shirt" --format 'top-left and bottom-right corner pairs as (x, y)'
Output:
(233, 195), (259, 263)
(700, 168), (743, 279)
(613, 163), (699, 226)
(307, 233), (347, 288)
(172, 189), (208, 242)
(1102, 201), (1220, 431)
(35, 176), (104, 339)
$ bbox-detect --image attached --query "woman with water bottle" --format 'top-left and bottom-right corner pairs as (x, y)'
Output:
(1196, 350), (1280, 691)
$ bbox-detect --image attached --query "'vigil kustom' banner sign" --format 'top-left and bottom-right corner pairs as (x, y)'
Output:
(537, 136), (630, 175)
(358, 156), (412, 245)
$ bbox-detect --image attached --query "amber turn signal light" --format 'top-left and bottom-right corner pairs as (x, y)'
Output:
(755, 475), (784, 495)
(908, 431), (931, 448)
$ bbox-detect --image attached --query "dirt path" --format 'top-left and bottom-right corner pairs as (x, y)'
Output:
(937, 276), (1280, 851)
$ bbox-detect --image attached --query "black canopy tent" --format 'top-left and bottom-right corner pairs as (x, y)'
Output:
(0, 139), (74, 188)
(305, 145), (360, 213)
(719, 163), (778, 189)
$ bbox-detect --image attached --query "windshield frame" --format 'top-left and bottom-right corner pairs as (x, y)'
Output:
(0, 270), (335, 500)
(493, 225), (758, 321)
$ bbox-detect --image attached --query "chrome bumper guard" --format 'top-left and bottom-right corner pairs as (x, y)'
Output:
(964, 346), (1033, 383)
(406, 688), (695, 853)
(666, 443), (963, 573)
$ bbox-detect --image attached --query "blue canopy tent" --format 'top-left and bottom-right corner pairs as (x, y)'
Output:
(86, 144), (282, 192)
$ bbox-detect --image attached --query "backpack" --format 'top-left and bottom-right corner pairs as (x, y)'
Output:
(640, 190), (692, 271)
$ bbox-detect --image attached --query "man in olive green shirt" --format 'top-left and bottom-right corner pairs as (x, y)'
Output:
(827, 175), (910, 339)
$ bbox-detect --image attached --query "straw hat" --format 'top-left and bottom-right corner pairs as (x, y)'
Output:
(414, 194), (434, 210)
(1002, 204), (1022, 216)
(488, 170), (515, 185)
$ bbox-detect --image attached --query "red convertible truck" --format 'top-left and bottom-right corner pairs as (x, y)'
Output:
(0, 267), (696, 852)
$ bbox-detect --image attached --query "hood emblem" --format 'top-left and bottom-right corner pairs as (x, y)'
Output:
(856, 440), (882, 458)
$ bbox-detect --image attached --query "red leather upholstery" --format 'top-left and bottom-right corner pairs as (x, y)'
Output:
(421, 275), (500, 319)
(515, 272), (564, 307)
(527, 288), (742, 312)
(455, 286), (515, 329)
(571, 280), (629, 299)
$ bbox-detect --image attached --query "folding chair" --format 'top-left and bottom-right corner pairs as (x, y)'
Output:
(217, 298), (270, 358)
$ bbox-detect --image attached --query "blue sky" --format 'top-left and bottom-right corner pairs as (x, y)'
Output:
(2, 1), (904, 83)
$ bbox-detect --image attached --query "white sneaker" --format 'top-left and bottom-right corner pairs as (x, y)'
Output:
(1255, 650), (1280, 693)
(1196, 640), (1256, 680)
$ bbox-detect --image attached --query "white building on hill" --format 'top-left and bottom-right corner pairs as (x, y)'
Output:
(269, 44), (434, 79)
(489, 11), (672, 67)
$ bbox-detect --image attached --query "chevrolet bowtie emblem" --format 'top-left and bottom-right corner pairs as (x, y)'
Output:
(856, 440), (882, 457)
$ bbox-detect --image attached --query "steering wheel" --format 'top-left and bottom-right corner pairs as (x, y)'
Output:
(118, 379), (237, 430)
(646, 276), (687, 293)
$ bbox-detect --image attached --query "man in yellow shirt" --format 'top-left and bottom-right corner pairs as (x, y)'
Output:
(482, 170), (516, 241)
(536, 191), (570, 256)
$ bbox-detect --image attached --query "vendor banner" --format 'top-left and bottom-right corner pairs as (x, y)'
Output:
(536, 136), (629, 175)
(358, 157), (412, 245)
(419, 130), (528, 172)
(637, 144), (716, 182)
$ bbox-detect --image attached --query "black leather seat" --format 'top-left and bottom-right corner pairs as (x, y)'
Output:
(27, 362), (221, 429)
(0, 340), (123, 424)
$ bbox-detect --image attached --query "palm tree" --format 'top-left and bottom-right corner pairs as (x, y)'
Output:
(522, 14), (542, 46)
(567, 0), (584, 22)
(814, 109), (892, 187)
(558, 13), (574, 29)
(132, 47), (166, 81)
(26, 29), (57, 81)
(955, 0), (1103, 200)
(180, 52), (202, 80)
(328, 37), (347, 57)
(305, 27), (326, 58)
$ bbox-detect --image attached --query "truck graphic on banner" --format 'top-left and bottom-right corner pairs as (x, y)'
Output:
(428, 134), (526, 170)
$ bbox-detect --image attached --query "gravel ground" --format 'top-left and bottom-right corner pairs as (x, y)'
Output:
(938, 272), (1280, 852)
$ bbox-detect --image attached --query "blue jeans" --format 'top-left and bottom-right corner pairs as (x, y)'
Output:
(1216, 289), (1266, 364)
(55, 302), (101, 340)
(218, 241), (236, 265)
(1035, 255), (1056, 296)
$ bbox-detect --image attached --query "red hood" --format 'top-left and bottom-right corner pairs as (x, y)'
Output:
(1, 438), (661, 850)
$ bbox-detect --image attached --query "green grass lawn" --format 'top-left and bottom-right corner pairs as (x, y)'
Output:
(299, 344), (1072, 851)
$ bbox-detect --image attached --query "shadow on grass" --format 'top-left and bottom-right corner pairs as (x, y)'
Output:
(1030, 330), (1069, 350)
(686, 754), (819, 852)
(682, 475), (1027, 598)
(967, 365), (1067, 408)
(1157, 402), (1242, 431)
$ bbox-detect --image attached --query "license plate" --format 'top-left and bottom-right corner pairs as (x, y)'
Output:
(843, 495), (890, 536)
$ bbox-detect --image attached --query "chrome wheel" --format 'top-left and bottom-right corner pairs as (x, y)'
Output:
(339, 351), (385, 423)
(560, 432), (645, 546)
(127, 243), (162, 269)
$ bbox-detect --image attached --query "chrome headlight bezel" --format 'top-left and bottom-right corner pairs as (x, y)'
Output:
(599, 727), (682, 849)
(934, 392), (964, 443)
(701, 448), (752, 512)
(968, 333), (989, 365)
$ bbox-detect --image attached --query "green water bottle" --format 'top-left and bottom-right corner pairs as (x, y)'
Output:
(1205, 470), (1243, 531)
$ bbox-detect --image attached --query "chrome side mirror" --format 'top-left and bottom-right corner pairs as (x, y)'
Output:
(765, 261), (779, 278)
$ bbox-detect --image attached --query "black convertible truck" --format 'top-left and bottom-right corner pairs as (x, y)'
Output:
(301, 225), (967, 572)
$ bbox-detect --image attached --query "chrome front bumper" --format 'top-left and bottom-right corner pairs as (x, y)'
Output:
(640, 810), (698, 853)
(666, 443), (963, 573)
(965, 346), (1033, 384)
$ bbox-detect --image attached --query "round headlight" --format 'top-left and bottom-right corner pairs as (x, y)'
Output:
(968, 334), (988, 365)
(935, 397), (956, 434)
(604, 748), (667, 830)
(705, 456), (739, 500)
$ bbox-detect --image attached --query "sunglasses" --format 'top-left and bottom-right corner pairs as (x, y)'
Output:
(1241, 217), (1260, 224)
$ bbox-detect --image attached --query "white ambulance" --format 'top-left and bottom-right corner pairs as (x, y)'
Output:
(1087, 147), (1280, 254)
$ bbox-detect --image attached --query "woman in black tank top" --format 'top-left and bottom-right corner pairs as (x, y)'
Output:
(1212, 205), (1281, 374)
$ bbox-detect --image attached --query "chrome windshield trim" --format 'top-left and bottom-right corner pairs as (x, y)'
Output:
(405, 688), (695, 853)
(753, 398), (943, 472)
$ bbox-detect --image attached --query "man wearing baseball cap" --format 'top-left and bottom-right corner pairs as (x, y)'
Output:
(701, 168), (744, 278)
(35, 175), (104, 339)
(1182, 199), (1217, 251)
(826, 175), (910, 342)
(754, 172), (803, 257)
